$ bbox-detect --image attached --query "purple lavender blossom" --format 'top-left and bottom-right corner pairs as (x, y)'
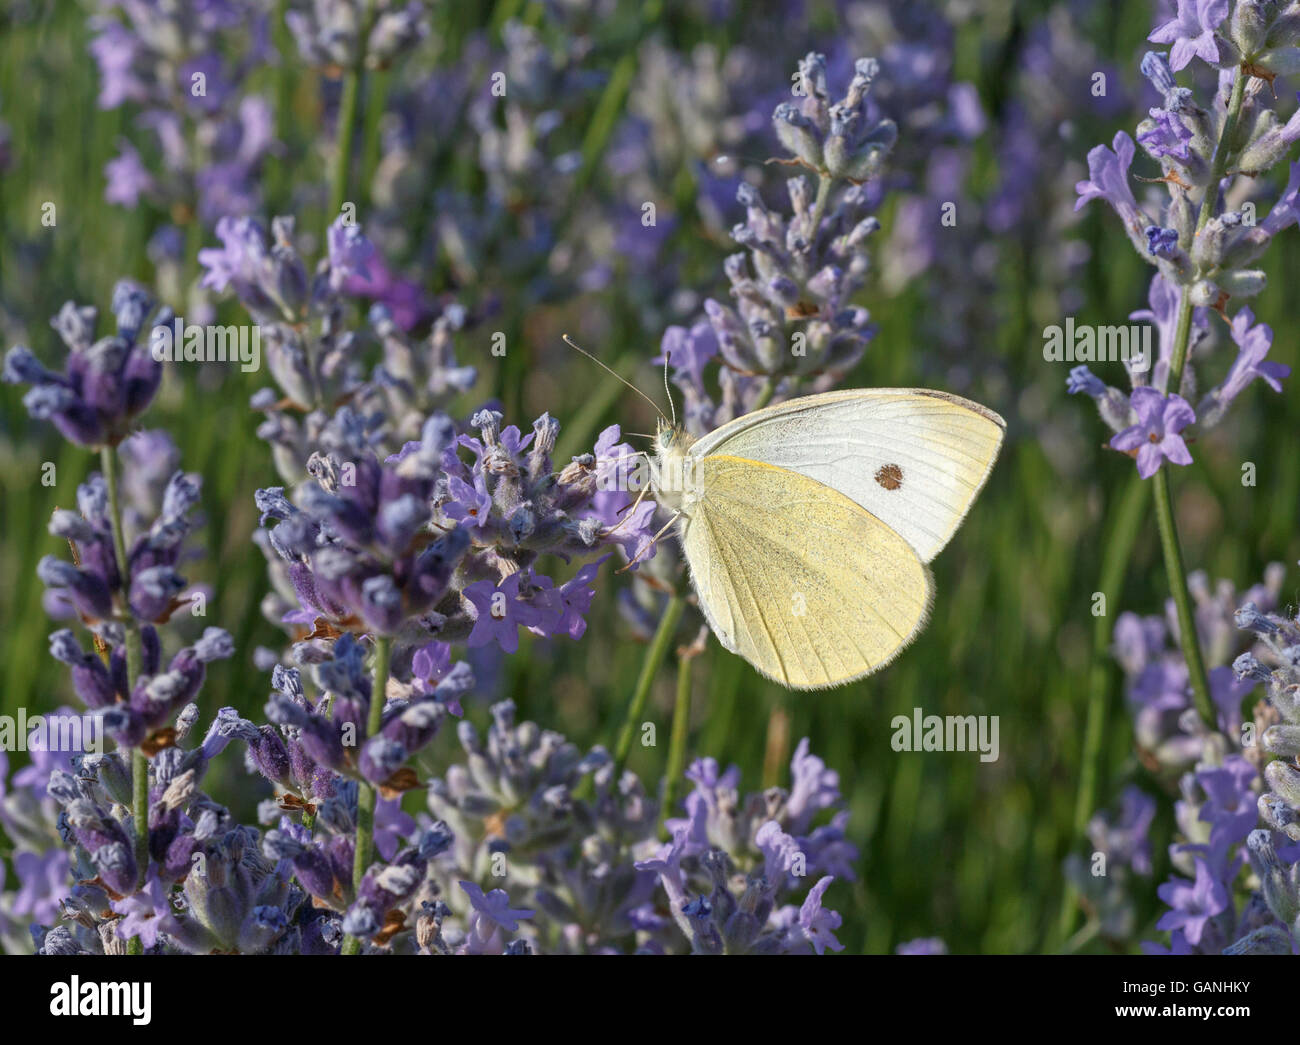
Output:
(1075, 132), (1149, 250)
(1155, 858), (1229, 945)
(1109, 387), (1195, 478)
(1090, 786), (1158, 876)
(1202, 307), (1290, 420)
(1137, 107), (1195, 162)
(1196, 757), (1259, 850)
(1148, 0), (1229, 71)
(110, 872), (172, 949)
(462, 575), (548, 654)
(12, 850), (71, 925)
(780, 876), (843, 955)
(3, 284), (165, 447)
(458, 881), (534, 953)
(1128, 273), (1209, 397)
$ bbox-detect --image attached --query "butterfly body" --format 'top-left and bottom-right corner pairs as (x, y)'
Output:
(646, 421), (700, 519)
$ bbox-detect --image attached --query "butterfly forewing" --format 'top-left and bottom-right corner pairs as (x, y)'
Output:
(689, 389), (1005, 564)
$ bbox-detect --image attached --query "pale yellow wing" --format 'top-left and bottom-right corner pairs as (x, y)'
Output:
(681, 454), (933, 690)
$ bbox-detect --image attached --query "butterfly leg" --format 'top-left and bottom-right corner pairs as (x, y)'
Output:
(616, 510), (681, 574)
(602, 477), (654, 538)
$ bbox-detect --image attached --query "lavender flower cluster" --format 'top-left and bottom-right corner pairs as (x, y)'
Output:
(660, 52), (896, 435)
(1083, 566), (1299, 955)
(1069, 4), (1298, 477)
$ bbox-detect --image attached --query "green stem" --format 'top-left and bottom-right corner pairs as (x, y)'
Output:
(613, 594), (685, 779)
(1055, 474), (1150, 947)
(327, 1), (374, 227)
(1165, 288), (1196, 396)
(1194, 67), (1247, 240)
(101, 445), (146, 955)
(1139, 69), (1249, 733)
(750, 378), (777, 412)
(1051, 68), (1247, 953)
(1060, 918), (1101, 956)
(1152, 467), (1215, 725)
(1152, 288), (1212, 725)
(659, 650), (693, 836)
(341, 633), (391, 956)
(359, 69), (391, 210)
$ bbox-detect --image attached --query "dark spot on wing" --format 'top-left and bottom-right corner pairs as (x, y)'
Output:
(875, 463), (904, 491)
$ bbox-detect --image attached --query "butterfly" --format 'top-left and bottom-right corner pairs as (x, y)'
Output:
(561, 338), (1005, 690)
(642, 388), (1005, 689)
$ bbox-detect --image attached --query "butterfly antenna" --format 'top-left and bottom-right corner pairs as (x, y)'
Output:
(662, 351), (678, 429)
(561, 335), (668, 423)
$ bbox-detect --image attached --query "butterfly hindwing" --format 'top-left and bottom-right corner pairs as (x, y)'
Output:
(681, 454), (933, 690)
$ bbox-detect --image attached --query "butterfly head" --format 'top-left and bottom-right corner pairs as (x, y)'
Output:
(650, 418), (698, 513)
(653, 417), (695, 456)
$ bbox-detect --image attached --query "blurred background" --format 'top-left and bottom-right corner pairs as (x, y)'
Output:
(1, 0), (1297, 953)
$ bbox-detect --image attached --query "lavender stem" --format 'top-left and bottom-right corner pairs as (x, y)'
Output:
(101, 443), (148, 955)
(341, 633), (390, 955)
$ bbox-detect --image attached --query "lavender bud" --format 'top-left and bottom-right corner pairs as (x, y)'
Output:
(91, 841), (138, 897)
(773, 104), (824, 171)
(1233, 651), (1272, 682)
(2, 345), (53, 385)
(38, 556), (113, 619)
(1246, 829), (1300, 927)
(1140, 51), (1178, 97)
(110, 280), (153, 341)
(1263, 724), (1300, 758)
(1265, 759), (1300, 807)
(40, 926), (82, 956)
(341, 904), (381, 939)
(129, 565), (186, 620)
(50, 301), (98, 351)
(82, 753), (132, 807)
(1235, 601), (1279, 634)
(194, 627), (235, 662)
(420, 821), (454, 860)
(1223, 925), (1293, 954)
(1259, 792), (1298, 834)
(1231, 0), (1271, 56)
(1217, 269), (1267, 297)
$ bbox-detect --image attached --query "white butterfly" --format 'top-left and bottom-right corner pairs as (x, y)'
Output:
(639, 388), (1005, 690)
